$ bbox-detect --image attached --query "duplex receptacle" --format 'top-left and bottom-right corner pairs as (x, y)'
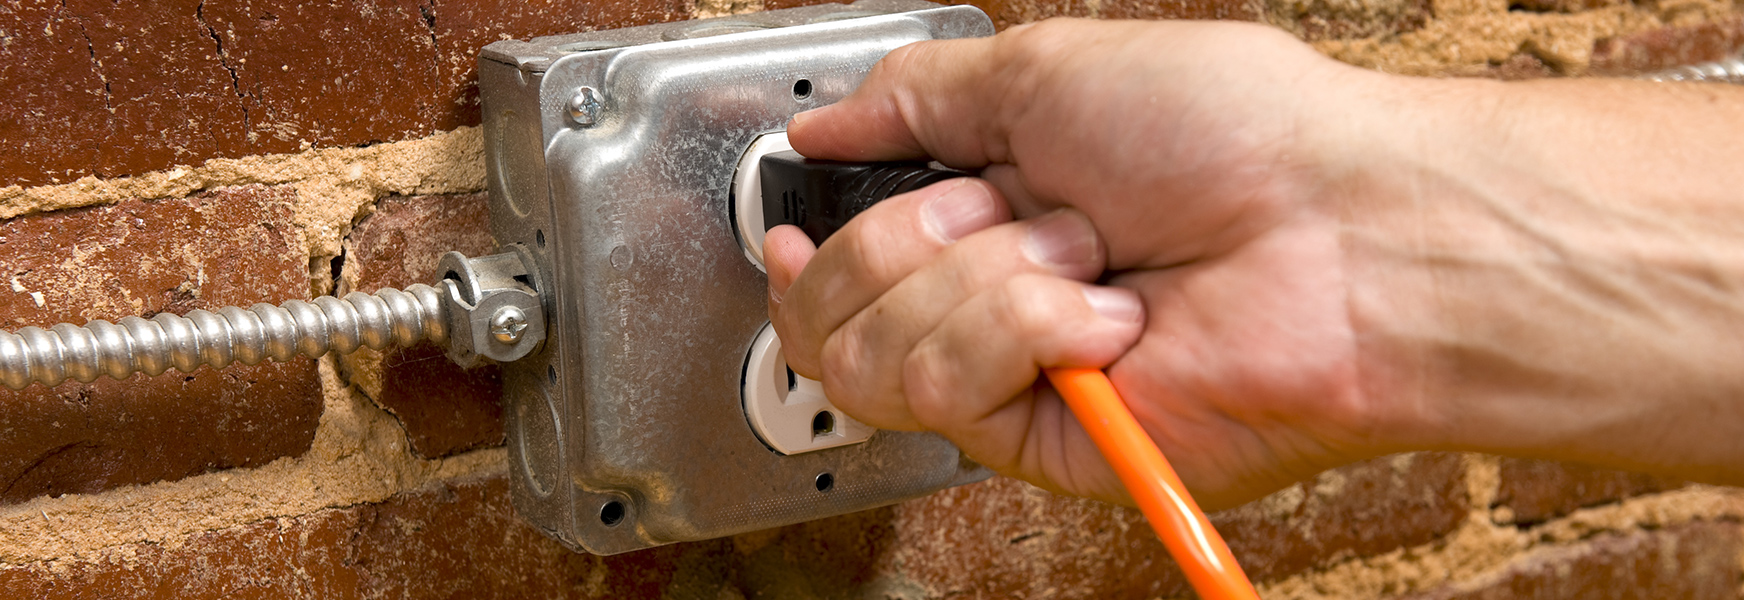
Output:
(743, 322), (876, 455)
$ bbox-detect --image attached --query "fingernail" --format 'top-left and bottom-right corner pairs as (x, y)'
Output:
(1082, 286), (1143, 323)
(1024, 210), (1099, 267)
(923, 180), (996, 243)
(789, 107), (822, 129)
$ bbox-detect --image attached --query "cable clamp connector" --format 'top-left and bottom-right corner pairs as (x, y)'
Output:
(437, 246), (546, 368)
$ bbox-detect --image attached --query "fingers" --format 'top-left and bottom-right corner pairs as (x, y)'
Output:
(768, 178), (1010, 378)
(818, 210), (1107, 429)
(902, 277), (1146, 478)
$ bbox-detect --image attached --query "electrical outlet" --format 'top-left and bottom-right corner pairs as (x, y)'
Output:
(742, 322), (877, 455)
(478, 1), (995, 555)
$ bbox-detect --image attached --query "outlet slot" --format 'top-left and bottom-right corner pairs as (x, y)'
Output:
(742, 322), (875, 454)
(811, 410), (835, 437)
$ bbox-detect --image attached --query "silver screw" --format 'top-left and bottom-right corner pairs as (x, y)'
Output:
(490, 306), (529, 345)
(568, 87), (602, 126)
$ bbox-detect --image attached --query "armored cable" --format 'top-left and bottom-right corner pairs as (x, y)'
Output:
(1642, 58), (1744, 84)
(0, 286), (447, 390)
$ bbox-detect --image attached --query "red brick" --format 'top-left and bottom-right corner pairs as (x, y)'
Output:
(427, 0), (691, 129)
(1590, 17), (1744, 76)
(0, 185), (321, 503)
(1401, 521), (1743, 600)
(1284, 0), (1431, 41)
(878, 453), (1468, 598)
(0, 1), (136, 187)
(1493, 459), (1681, 525)
(0, 457), (1471, 599)
(725, 503), (901, 596)
(360, 344), (502, 458)
(0, 478), (702, 599)
(0, 471), (1729, 599)
(342, 192), (503, 458)
(0, 475), (913, 599)
(0, 0), (692, 189)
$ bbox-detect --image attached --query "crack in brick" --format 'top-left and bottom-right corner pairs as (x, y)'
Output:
(55, 0), (112, 179)
(327, 246), (346, 293)
(61, 1), (110, 114)
(2, 441), (102, 500)
(327, 215), (421, 453)
(419, 1), (440, 51)
(195, 1), (252, 140)
(419, 0), (443, 116)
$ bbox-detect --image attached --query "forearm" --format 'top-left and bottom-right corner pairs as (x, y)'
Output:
(1344, 75), (1744, 481)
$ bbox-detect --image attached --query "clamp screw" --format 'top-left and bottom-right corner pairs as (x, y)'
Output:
(490, 306), (530, 345)
(568, 87), (602, 126)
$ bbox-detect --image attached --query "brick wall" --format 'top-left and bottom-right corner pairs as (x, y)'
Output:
(2, 0), (1742, 598)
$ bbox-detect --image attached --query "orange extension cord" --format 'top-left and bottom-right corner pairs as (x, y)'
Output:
(1043, 367), (1261, 600)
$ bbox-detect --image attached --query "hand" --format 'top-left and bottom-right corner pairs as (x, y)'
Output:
(770, 15), (1744, 504)
(764, 19), (1403, 509)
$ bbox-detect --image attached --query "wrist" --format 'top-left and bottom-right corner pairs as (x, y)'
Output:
(1274, 69), (1487, 457)
(1326, 74), (1744, 482)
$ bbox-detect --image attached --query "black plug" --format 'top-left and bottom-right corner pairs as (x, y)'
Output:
(758, 150), (964, 246)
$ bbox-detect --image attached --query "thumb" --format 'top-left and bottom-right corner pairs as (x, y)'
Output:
(786, 30), (1027, 166)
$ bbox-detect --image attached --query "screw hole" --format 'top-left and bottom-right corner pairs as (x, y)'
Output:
(599, 500), (626, 526)
(815, 472), (834, 492)
(547, 365), (558, 385)
(792, 79), (812, 100)
(536, 229), (546, 248)
(811, 410), (835, 437)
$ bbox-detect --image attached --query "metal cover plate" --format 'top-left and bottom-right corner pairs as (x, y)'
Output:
(480, 1), (995, 555)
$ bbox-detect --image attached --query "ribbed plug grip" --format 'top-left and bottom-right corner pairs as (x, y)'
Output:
(0, 285), (447, 390)
(757, 150), (965, 246)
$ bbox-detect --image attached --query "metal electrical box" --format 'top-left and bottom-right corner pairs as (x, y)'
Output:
(478, 1), (995, 554)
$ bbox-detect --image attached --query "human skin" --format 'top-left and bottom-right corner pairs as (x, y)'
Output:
(762, 18), (1744, 510)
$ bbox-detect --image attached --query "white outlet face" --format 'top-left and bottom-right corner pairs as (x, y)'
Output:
(731, 131), (793, 271)
(743, 322), (875, 455)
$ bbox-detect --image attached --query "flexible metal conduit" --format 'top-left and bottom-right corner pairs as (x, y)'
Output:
(1643, 58), (1744, 84)
(0, 285), (446, 390)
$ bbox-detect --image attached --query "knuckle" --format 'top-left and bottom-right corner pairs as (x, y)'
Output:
(900, 343), (955, 431)
(875, 42), (926, 79)
(991, 275), (1066, 337)
(818, 331), (869, 403)
(995, 20), (1074, 67)
(839, 217), (909, 286)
